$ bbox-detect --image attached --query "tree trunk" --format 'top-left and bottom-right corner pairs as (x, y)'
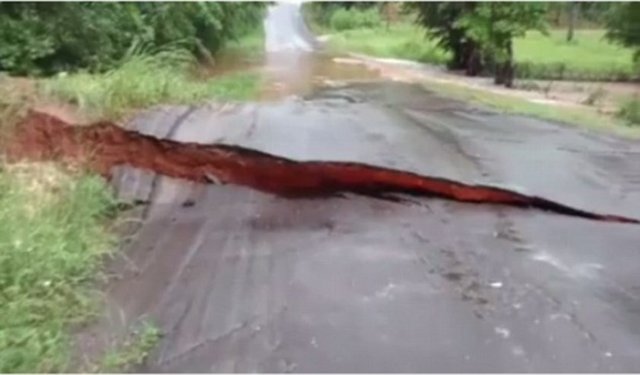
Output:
(464, 42), (482, 76)
(567, 2), (577, 42)
(554, 4), (562, 26)
(504, 38), (514, 88)
(494, 38), (514, 88)
(448, 39), (484, 76)
(384, 2), (398, 31)
(447, 30), (467, 71)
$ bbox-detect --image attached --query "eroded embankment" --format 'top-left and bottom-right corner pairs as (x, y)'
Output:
(4, 111), (638, 224)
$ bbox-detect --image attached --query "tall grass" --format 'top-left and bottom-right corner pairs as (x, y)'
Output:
(0, 163), (116, 372)
(0, 77), (33, 136)
(43, 47), (260, 121)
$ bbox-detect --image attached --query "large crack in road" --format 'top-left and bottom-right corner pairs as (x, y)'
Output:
(7, 71), (640, 374)
(5, 2), (640, 371)
(6, 111), (639, 224)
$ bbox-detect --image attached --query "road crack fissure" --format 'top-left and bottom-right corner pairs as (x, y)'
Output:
(4, 111), (638, 224)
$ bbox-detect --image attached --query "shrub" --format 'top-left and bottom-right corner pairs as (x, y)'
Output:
(391, 40), (449, 65)
(618, 97), (640, 126)
(0, 3), (266, 76)
(43, 47), (260, 120)
(330, 7), (382, 31)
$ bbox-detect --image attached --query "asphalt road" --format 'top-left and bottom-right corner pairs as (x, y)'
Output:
(101, 3), (640, 372)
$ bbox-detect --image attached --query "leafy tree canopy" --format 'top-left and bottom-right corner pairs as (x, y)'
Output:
(408, 2), (548, 86)
(0, 2), (266, 76)
(606, 2), (640, 63)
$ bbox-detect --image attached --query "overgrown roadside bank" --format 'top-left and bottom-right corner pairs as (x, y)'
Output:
(0, 3), (266, 372)
(41, 47), (262, 122)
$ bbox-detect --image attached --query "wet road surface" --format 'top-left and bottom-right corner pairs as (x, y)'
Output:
(98, 3), (640, 372)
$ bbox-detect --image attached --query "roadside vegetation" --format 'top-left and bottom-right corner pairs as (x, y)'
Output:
(43, 48), (260, 121)
(1, 3), (266, 122)
(306, 3), (638, 84)
(0, 163), (116, 372)
(0, 2), (266, 372)
(96, 321), (162, 372)
(618, 96), (640, 126)
(0, 3), (266, 76)
(319, 23), (635, 82)
(305, 2), (639, 129)
(220, 26), (267, 60)
(514, 29), (635, 81)
(324, 24), (450, 66)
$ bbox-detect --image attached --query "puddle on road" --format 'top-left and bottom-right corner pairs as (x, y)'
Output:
(196, 48), (265, 78)
(259, 51), (383, 100)
(195, 46), (384, 101)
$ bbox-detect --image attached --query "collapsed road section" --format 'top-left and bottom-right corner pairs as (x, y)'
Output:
(4, 111), (639, 224)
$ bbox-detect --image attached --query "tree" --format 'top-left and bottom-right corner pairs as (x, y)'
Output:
(408, 2), (483, 75)
(410, 2), (547, 87)
(382, 2), (400, 30)
(606, 2), (640, 64)
(566, 2), (577, 42)
(0, 2), (266, 76)
(456, 3), (548, 87)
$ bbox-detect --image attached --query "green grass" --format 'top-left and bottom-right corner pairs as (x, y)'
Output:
(324, 25), (637, 81)
(514, 29), (636, 81)
(422, 80), (640, 138)
(221, 27), (266, 60)
(326, 24), (450, 65)
(0, 163), (116, 372)
(97, 320), (162, 372)
(42, 48), (261, 121)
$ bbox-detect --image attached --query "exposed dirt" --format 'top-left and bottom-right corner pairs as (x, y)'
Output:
(4, 111), (638, 224)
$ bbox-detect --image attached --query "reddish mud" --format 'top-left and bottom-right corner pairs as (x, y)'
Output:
(4, 111), (639, 224)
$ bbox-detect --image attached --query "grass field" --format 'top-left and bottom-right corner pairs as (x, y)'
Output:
(323, 24), (637, 82)
(514, 29), (636, 81)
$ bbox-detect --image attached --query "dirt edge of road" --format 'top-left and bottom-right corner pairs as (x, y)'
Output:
(327, 53), (640, 139)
